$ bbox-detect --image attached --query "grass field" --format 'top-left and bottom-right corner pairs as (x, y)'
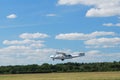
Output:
(0, 72), (120, 80)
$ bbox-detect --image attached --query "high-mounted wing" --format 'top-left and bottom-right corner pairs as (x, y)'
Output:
(56, 52), (67, 56)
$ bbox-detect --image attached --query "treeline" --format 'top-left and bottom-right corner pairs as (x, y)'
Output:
(0, 61), (120, 74)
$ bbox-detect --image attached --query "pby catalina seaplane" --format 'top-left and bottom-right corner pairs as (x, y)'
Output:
(50, 52), (85, 61)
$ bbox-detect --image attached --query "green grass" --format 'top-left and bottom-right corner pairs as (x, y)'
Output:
(0, 72), (120, 80)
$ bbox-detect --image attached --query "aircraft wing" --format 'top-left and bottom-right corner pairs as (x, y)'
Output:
(56, 52), (67, 56)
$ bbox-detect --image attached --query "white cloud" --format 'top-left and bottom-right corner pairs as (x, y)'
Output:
(5, 45), (30, 50)
(19, 32), (49, 39)
(0, 47), (57, 65)
(56, 33), (87, 40)
(103, 23), (120, 27)
(0, 32), (58, 65)
(46, 14), (57, 17)
(81, 50), (120, 62)
(0, 31), (119, 65)
(30, 43), (45, 48)
(55, 31), (115, 40)
(3, 39), (44, 45)
(57, 0), (120, 17)
(63, 50), (120, 63)
(85, 37), (120, 48)
(58, 0), (82, 5)
(86, 50), (100, 55)
(56, 31), (120, 48)
(86, 7), (120, 17)
(3, 39), (45, 49)
(6, 14), (17, 19)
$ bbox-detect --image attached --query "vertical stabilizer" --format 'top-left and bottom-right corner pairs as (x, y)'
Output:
(79, 53), (85, 56)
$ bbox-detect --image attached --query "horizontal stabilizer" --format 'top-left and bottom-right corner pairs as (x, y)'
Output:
(79, 53), (85, 56)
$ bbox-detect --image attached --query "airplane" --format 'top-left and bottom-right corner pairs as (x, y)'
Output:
(50, 52), (85, 61)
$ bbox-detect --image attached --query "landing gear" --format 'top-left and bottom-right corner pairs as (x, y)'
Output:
(61, 59), (64, 61)
(52, 58), (54, 61)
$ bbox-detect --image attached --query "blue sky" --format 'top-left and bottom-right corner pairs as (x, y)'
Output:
(0, 0), (120, 65)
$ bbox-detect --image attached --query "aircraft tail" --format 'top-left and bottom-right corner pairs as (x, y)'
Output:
(79, 53), (85, 56)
